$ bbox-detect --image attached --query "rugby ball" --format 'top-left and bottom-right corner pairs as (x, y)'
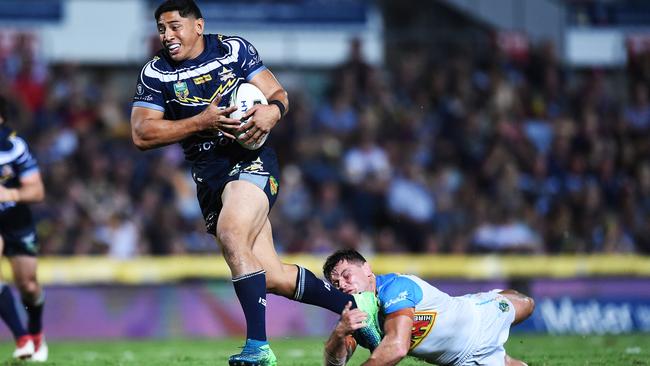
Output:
(229, 83), (269, 150)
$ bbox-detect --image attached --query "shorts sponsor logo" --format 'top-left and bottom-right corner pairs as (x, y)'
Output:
(269, 176), (278, 195)
(410, 311), (437, 350)
(22, 233), (38, 254)
(499, 300), (510, 313)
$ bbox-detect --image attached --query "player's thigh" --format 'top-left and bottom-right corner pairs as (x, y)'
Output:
(9, 255), (39, 292)
(1, 223), (39, 282)
(498, 290), (535, 325)
(218, 180), (270, 249)
(251, 219), (297, 296)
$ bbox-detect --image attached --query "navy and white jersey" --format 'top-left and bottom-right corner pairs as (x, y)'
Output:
(132, 34), (267, 163)
(376, 274), (483, 365)
(0, 126), (39, 213)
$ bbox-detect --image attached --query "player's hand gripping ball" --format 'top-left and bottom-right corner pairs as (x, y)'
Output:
(229, 83), (269, 150)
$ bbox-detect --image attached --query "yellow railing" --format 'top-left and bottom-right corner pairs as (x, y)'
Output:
(2, 254), (649, 285)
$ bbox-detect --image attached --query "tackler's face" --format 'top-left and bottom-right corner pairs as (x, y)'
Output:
(329, 260), (374, 294)
(157, 11), (204, 62)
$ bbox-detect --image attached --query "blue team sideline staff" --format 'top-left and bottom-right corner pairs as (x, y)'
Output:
(0, 96), (48, 362)
(131, 1), (380, 364)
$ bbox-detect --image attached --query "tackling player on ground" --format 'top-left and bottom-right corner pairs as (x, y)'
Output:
(322, 249), (534, 366)
(131, 1), (380, 364)
(0, 96), (48, 362)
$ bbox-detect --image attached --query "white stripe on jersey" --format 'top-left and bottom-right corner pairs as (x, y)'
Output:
(139, 63), (161, 94)
(0, 135), (27, 165)
(143, 39), (242, 83)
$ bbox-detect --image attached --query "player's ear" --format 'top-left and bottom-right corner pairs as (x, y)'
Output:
(195, 18), (204, 35)
(362, 262), (373, 276)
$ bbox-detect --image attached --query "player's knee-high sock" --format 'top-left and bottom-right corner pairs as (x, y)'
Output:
(232, 270), (267, 343)
(0, 284), (27, 339)
(293, 266), (356, 314)
(22, 292), (44, 335)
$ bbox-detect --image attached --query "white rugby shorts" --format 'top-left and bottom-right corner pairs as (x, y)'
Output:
(457, 291), (516, 366)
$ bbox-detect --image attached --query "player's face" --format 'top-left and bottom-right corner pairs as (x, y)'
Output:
(329, 260), (374, 294)
(157, 11), (204, 62)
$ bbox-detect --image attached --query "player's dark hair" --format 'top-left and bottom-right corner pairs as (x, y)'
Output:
(323, 249), (368, 282)
(154, 0), (203, 21)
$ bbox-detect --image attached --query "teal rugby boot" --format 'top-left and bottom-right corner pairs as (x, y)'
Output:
(351, 291), (382, 351)
(228, 341), (277, 366)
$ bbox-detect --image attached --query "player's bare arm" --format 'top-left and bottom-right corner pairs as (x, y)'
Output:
(362, 308), (414, 366)
(130, 95), (241, 150)
(324, 301), (366, 366)
(0, 172), (44, 203)
(239, 69), (289, 146)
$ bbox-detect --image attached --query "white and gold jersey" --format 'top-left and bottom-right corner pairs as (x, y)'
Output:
(376, 274), (514, 365)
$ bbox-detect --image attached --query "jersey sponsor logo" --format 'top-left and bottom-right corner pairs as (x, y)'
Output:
(410, 311), (437, 350)
(134, 94), (154, 103)
(173, 81), (189, 98)
(136, 84), (144, 95)
(247, 58), (259, 69)
(385, 290), (409, 308)
(193, 74), (213, 85)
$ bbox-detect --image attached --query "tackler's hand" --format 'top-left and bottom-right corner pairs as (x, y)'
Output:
(335, 301), (369, 337)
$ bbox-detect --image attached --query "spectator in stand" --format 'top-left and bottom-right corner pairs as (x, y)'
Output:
(2, 27), (649, 257)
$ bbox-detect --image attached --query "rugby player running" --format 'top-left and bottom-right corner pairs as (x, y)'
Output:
(0, 96), (48, 362)
(131, 1), (380, 365)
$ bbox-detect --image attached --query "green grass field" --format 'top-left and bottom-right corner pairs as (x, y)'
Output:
(0, 334), (647, 365)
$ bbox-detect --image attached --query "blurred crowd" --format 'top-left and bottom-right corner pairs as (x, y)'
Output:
(1, 32), (650, 257)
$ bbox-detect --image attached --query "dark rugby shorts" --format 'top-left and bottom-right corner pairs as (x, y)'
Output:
(192, 146), (281, 235)
(0, 207), (39, 257)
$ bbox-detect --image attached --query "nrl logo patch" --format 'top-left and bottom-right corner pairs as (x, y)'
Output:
(174, 80), (189, 98)
(498, 300), (510, 313)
